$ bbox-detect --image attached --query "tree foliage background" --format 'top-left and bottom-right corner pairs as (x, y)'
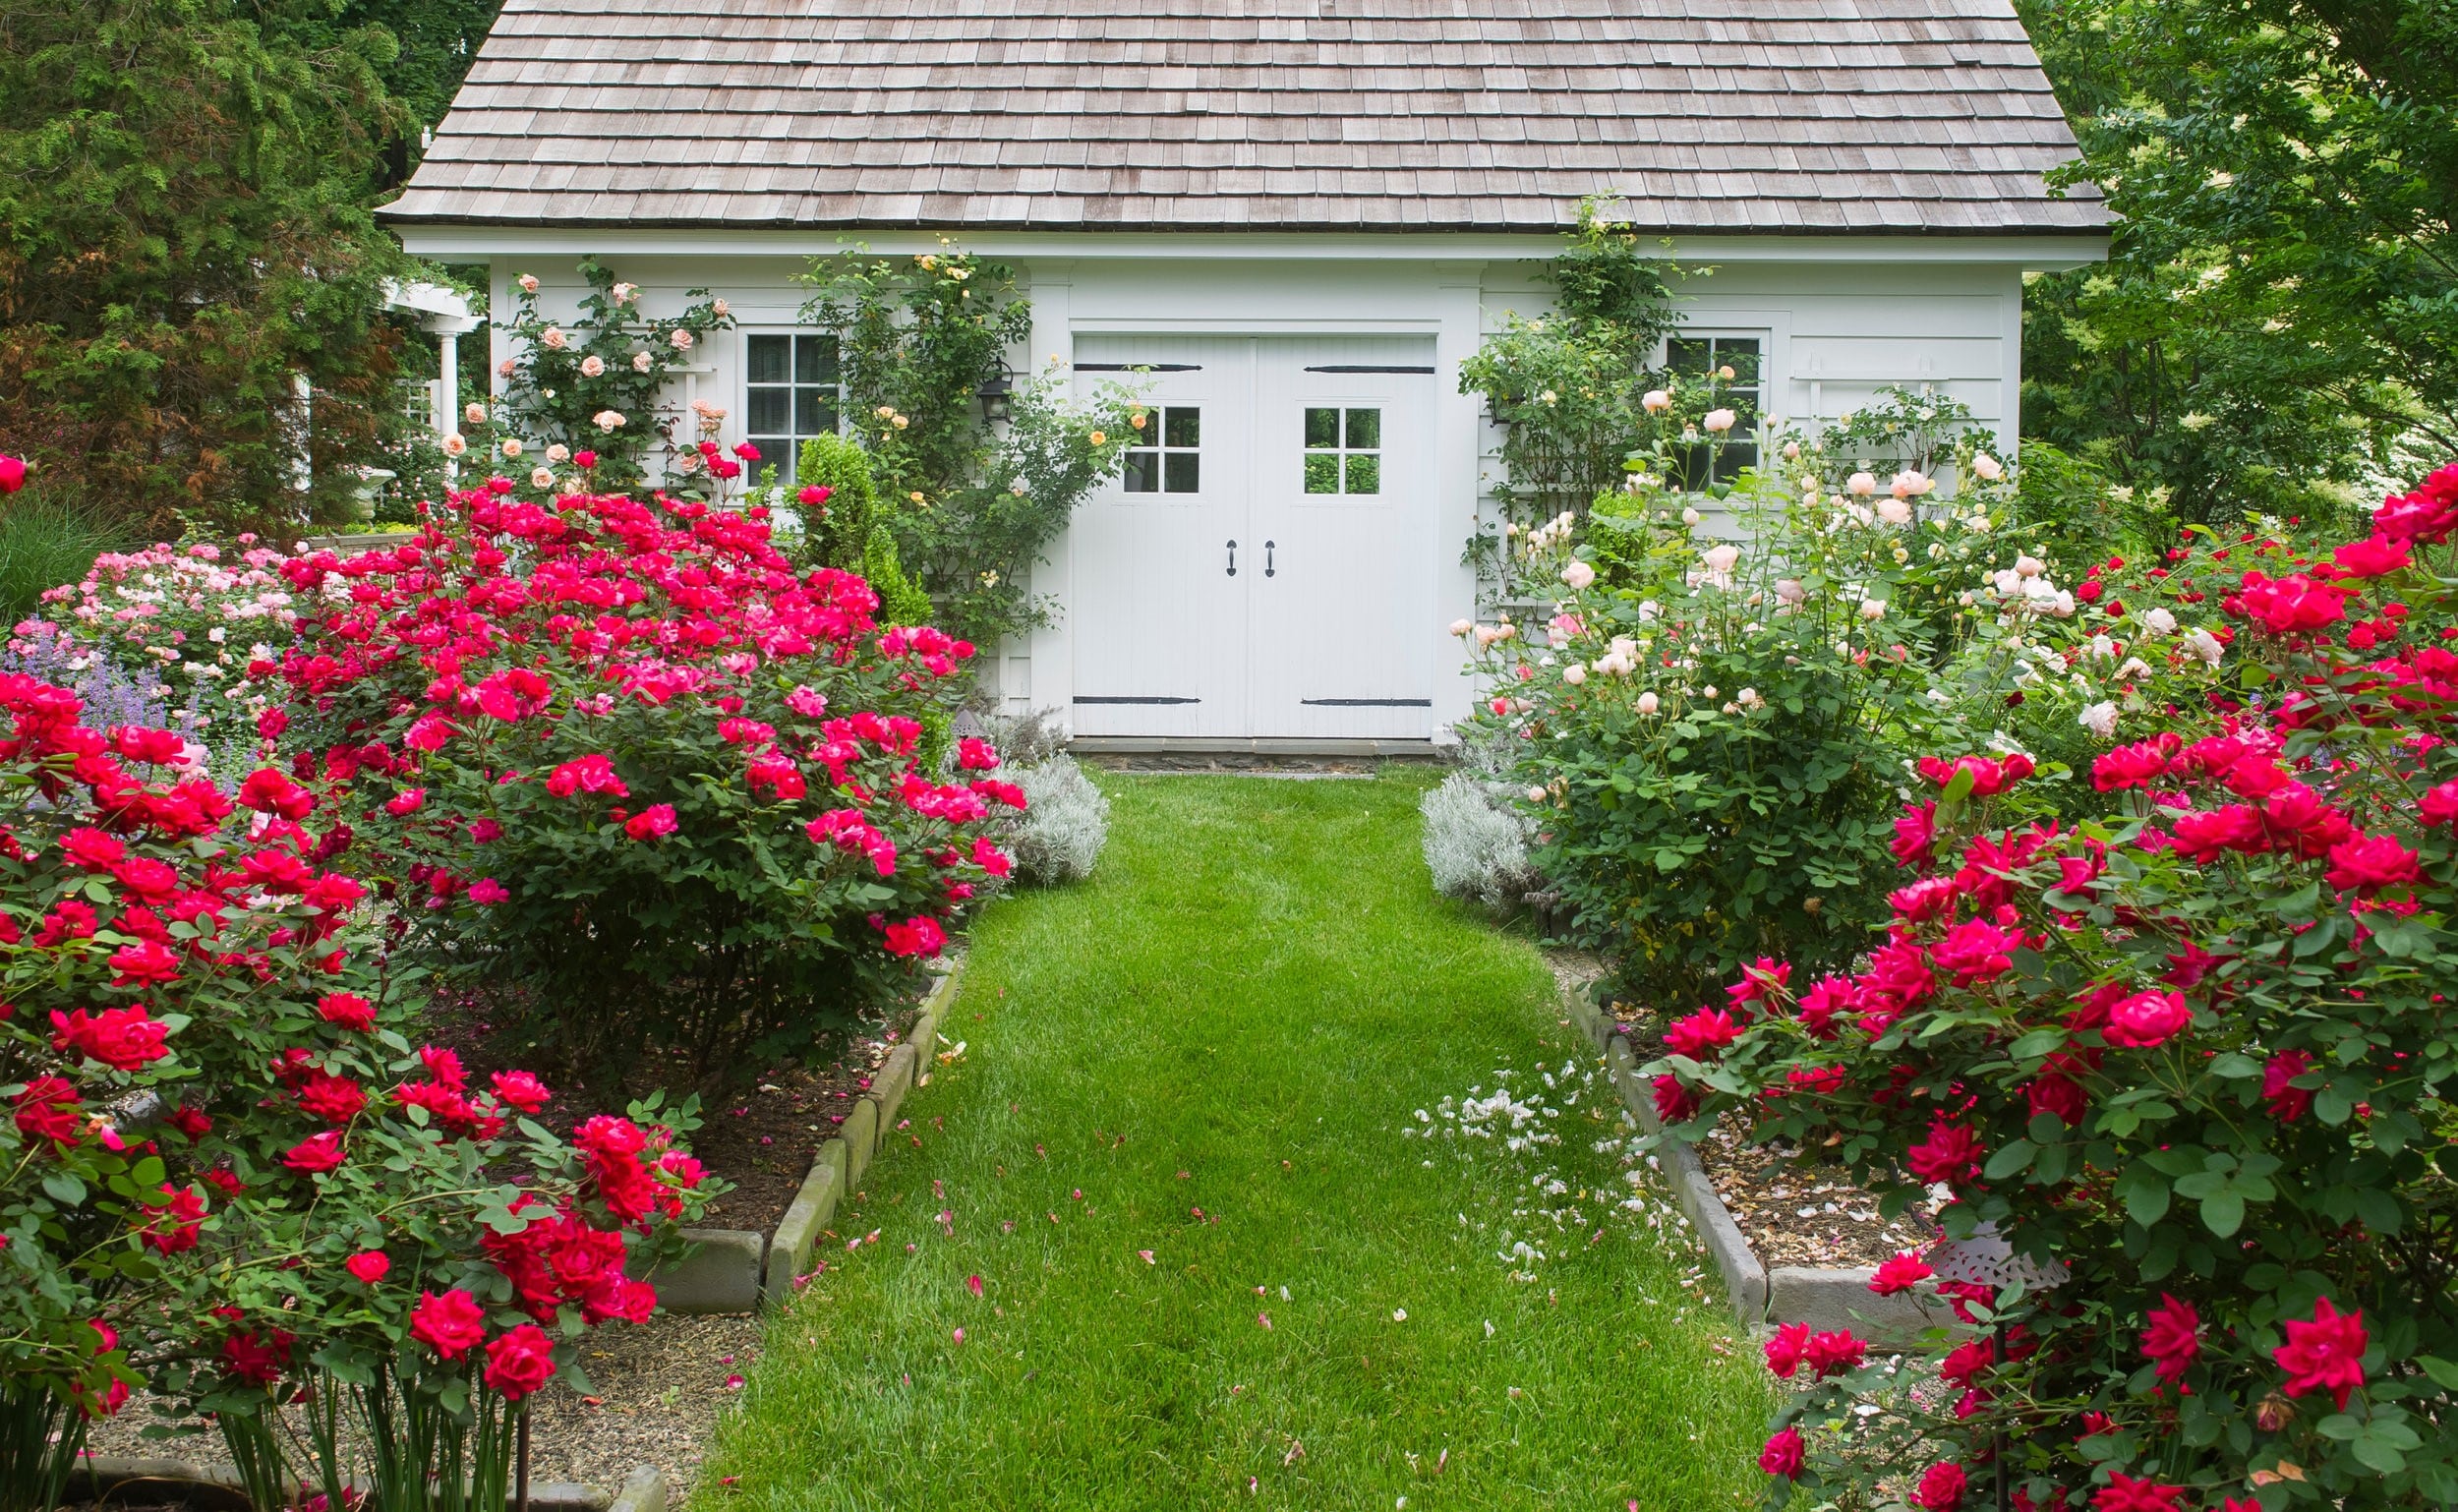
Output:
(0, 0), (501, 539)
(2018, 0), (2457, 532)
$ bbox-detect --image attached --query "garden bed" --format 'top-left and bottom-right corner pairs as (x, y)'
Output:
(1589, 985), (1939, 1272)
(423, 982), (932, 1239)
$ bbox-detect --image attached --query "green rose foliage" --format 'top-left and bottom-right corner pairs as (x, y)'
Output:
(0, 675), (713, 1512)
(1651, 465), (2458, 1509)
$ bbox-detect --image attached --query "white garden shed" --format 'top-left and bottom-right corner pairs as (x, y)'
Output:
(382, 0), (2108, 753)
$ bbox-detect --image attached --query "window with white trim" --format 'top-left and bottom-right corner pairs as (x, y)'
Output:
(1666, 333), (1764, 489)
(744, 332), (843, 480)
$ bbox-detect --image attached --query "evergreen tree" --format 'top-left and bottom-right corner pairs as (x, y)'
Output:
(0, 0), (416, 534)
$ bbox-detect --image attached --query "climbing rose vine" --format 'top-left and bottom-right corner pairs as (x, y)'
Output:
(1651, 465), (2458, 1508)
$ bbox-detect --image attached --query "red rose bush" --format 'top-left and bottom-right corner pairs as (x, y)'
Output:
(0, 674), (714, 1512)
(269, 480), (1014, 1085)
(1649, 466), (2458, 1509)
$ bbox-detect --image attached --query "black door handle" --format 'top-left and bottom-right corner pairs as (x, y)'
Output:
(1264, 541), (1276, 578)
(1226, 539), (1237, 577)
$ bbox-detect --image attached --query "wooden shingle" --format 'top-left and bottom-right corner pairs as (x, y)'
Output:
(381, 0), (2105, 233)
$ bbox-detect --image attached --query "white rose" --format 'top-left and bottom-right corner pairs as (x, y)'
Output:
(2187, 628), (2223, 667)
(2078, 701), (2119, 739)
(1702, 408), (1736, 435)
(1561, 560), (1596, 591)
(1681, 507), (1703, 527)
(2142, 607), (2179, 635)
(1561, 663), (1587, 685)
(1636, 691), (1661, 715)
(1858, 599), (1887, 621)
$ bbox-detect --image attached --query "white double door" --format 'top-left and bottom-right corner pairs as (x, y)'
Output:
(1068, 334), (1437, 740)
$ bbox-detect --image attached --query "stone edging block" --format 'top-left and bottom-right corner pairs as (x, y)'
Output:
(608, 1464), (670, 1512)
(636, 959), (966, 1315)
(1563, 984), (1949, 1344)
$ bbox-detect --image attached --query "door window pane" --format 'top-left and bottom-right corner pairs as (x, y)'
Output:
(1303, 405), (1382, 495)
(742, 332), (843, 483)
(1121, 405), (1200, 496)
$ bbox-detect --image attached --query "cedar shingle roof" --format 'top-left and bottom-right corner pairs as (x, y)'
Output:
(381, 0), (2107, 235)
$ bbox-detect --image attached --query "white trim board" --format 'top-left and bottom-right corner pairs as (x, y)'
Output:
(391, 225), (2108, 271)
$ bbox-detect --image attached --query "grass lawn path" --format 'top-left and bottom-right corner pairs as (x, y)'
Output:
(698, 771), (1772, 1510)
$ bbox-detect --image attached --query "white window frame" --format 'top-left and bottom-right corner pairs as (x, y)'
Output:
(741, 329), (846, 483)
(1660, 327), (1771, 487)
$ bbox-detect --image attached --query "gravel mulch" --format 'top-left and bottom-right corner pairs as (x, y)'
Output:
(83, 1310), (766, 1500)
(1697, 1121), (1946, 1269)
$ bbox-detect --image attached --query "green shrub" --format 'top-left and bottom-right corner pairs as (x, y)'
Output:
(1457, 424), (2049, 1008)
(862, 523), (935, 629)
(796, 434), (877, 570)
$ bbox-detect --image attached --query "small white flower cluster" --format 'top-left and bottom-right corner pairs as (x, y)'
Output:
(1408, 1058), (1705, 1292)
